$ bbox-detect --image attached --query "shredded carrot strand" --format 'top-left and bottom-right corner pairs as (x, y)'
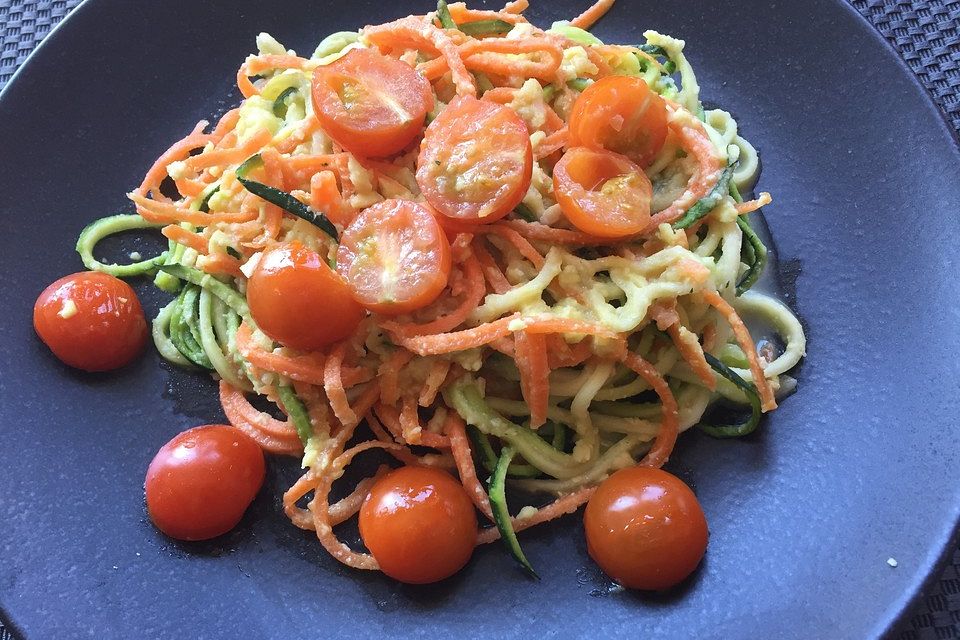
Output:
(378, 348), (414, 406)
(477, 486), (596, 544)
(136, 121), (212, 199)
(237, 55), (310, 98)
(219, 381), (303, 455)
(484, 225), (544, 268)
(400, 397), (451, 448)
(365, 16), (476, 96)
(701, 322), (717, 352)
(234, 324), (372, 388)
(501, 219), (611, 246)
(667, 323), (716, 390)
(183, 128), (273, 172)
(129, 193), (258, 226)
(324, 343), (359, 428)
(536, 126), (568, 159)
(447, 2), (525, 24)
(368, 413), (455, 468)
(472, 240), (512, 293)
(310, 170), (346, 225)
(619, 350), (680, 468)
(647, 108), (726, 230)
(514, 331), (549, 428)
(161, 224), (208, 254)
(380, 257), (486, 337)
(283, 466), (388, 530)
(395, 313), (520, 355)
(211, 108), (241, 142)
(310, 441), (400, 570)
(258, 147), (285, 239)
(420, 360), (452, 407)
(395, 313), (618, 356)
(570, 0), (615, 29)
(173, 177), (207, 198)
(502, 0), (529, 13)
(274, 117), (321, 154)
(198, 252), (244, 278)
(445, 414), (495, 521)
(736, 192), (772, 214)
(423, 37), (564, 83)
(702, 290), (777, 412)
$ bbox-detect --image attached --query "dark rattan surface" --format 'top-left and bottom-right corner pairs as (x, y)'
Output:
(1, 1), (959, 638)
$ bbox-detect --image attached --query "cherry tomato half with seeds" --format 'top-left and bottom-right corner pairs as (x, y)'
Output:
(312, 48), (433, 158)
(416, 95), (532, 223)
(568, 75), (668, 167)
(359, 466), (477, 584)
(553, 146), (654, 238)
(584, 466), (708, 591)
(336, 199), (451, 315)
(145, 424), (265, 541)
(247, 242), (366, 351)
(33, 271), (147, 371)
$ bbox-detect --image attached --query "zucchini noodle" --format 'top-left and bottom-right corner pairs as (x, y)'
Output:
(74, 0), (805, 576)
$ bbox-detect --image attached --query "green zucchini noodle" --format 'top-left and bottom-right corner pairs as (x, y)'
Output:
(70, 0), (807, 574)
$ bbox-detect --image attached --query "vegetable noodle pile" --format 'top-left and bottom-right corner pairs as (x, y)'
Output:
(77, 0), (806, 573)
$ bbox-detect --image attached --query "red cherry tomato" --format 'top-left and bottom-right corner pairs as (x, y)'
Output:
(145, 425), (266, 541)
(336, 199), (451, 315)
(416, 95), (532, 223)
(311, 48), (433, 158)
(584, 466), (708, 590)
(568, 76), (668, 166)
(247, 242), (365, 351)
(553, 146), (653, 238)
(359, 466), (477, 584)
(33, 271), (147, 371)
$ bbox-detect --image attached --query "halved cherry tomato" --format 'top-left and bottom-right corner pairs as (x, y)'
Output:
(336, 199), (451, 315)
(568, 76), (668, 166)
(33, 271), (147, 371)
(553, 146), (653, 238)
(416, 95), (532, 223)
(145, 424), (265, 541)
(247, 242), (365, 351)
(312, 48), (433, 158)
(584, 466), (708, 591)
(359, 466), (477, 584)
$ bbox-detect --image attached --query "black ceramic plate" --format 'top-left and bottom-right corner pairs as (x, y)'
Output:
(2, 0), (959, 638)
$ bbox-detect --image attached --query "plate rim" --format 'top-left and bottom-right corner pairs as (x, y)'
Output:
(1, 0), (958, 637)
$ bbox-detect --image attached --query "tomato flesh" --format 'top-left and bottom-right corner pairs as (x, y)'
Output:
(336, 199), (451, 315)
(584, 466), (708, 590)
(312, 48), (433, 158)
(359, 466), (477, 584)
(416, 95), (532, 223)
(248, 243), (365, 351)
(568, 76), (668, 166)
(33, 271), (147, 371)
(553, 146), (653, 238)
(145, 424), (265, 541)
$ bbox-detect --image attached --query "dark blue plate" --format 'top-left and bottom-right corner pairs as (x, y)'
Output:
(2, 0), (959, 638)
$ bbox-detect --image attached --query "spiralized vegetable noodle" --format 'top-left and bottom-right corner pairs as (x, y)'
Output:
(77, 0), (805, 573)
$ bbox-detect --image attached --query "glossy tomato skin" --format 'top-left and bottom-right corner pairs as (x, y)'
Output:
(553, 146), (653, 238)
(359, 466), (477, 584)
(312, 48), (433, 158)
(336, 199), (451, 315)
(247, 243), (365, 351)
(33, 271), (147, 371)
(568, 76), (668, 166)
(145, 425), (265, 541)
(584, 466), (708, 591)
(416, 95), (532, 223)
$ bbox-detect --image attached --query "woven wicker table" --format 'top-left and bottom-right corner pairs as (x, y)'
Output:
(1, 1), (958, 638)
